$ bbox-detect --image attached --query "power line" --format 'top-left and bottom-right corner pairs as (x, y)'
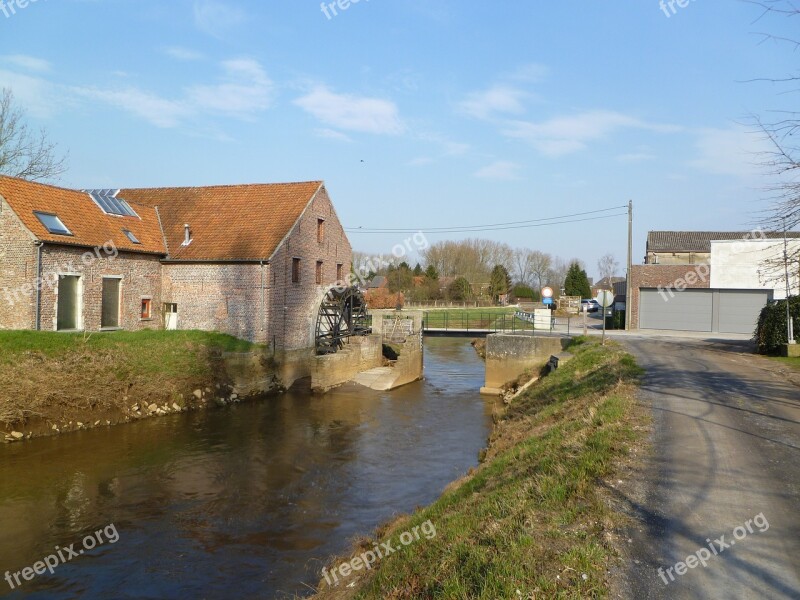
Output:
(345, 207), (629, 234)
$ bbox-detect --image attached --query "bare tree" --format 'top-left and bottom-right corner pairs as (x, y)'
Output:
(0, 88), (67, 181)
(597, 253), (620, 282)
(746, 2), (800, 276)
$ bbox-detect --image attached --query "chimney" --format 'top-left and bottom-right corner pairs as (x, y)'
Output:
(183, 224), (191, 246)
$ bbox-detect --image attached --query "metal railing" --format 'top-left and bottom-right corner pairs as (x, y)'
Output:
(422, 311), (571, 335)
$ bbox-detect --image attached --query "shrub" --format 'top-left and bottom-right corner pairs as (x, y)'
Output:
(755, 296), (800, 354)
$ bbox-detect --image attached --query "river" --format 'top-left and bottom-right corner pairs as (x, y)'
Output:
(0, 337), (495, 599)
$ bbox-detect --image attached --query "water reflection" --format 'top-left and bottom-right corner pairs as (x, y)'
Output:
(0, 337), (494, 599)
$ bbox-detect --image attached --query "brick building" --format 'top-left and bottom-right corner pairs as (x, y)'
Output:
(629, 230), (800, 334)
(0, 176), (352, 350)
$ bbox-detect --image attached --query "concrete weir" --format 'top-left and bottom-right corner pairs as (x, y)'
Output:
(481, 333), (571, 395)
(311, 310), (425, 393)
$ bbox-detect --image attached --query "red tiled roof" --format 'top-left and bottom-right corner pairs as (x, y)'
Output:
(119, 181), (323, 261)
(0, 176), (166, 254)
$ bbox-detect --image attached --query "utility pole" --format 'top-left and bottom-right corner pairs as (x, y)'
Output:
(626, 200), (633, 331)
(784, 217), (795, 344)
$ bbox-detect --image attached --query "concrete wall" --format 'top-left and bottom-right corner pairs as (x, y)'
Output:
(0, 197), (36, 329)
(711, 239), (800, 300)
(391, 333), (424, 389)
(483, 333), (570, 390)
(311, 334), (383, 392)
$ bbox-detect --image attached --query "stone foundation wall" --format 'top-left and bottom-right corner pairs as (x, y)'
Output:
(484, 333), (571, 390)
(310, 334), (383, 392)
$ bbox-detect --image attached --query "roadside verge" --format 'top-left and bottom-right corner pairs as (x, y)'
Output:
(310, 337), (649, 599)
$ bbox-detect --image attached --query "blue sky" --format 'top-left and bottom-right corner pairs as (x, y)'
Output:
(1, 0), (796, 278)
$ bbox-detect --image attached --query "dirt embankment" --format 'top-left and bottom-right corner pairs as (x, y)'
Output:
(309, 338), (649, 599)
(0, 330), (278, 443)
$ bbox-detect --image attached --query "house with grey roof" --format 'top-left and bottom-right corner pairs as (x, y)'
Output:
(627, 230), (800, 335)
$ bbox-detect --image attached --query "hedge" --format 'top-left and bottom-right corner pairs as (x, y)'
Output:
(755, 296), (800, 354)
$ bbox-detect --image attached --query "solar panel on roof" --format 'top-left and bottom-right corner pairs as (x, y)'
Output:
(83, 189), (140, 218)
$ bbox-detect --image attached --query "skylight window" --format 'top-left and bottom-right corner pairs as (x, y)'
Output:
(34, 212), (72, 236)
(83, 189), (139, 218)
(123, 229), (141, 244)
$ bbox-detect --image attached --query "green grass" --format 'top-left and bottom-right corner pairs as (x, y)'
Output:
(314, 338), (646, 600)
(0, 330), (259, 373)
(769, 356), (800, 371)
(0, 330), (265, 425)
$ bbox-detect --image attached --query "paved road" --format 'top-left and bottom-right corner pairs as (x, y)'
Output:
(617, 338), (800, 599)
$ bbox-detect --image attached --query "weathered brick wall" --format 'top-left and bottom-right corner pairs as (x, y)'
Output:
(268, 186), (352, 350)
(161, 263), (270, 343)
(646, 252), (710, 265)
(0, 197), (36, 329)
(629, 264), (711, 329)
(38, 246), (163, 332)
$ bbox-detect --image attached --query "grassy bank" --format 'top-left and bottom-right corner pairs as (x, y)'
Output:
(0, 330), (262, 431)
(312, 338), (647, 599)
(770, 356), (800, 371)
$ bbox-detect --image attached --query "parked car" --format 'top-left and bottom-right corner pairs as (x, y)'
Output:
(580, 299), (600, 313)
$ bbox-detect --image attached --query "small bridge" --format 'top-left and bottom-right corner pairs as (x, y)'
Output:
(422, 311), (574, 336)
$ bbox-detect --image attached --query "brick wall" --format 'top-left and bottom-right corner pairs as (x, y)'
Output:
(0, 197), (36, 329)
(629, 264), (711, 329)
(38, 245), (163, 332)
(268, 186), (352, 350)
(162, 263), (270, 343)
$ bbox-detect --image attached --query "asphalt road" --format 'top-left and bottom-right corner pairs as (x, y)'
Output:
(616, 337), (800, 600)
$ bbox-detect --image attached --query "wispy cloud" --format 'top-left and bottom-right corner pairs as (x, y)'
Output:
(502, 110), (678, 157)
(315, 128), (353, 142)
(474, 160), (523, 181)
(460, 84), (531, 120)
(0, 69), (59, 118)
(294, 85), (404, 135)
(690, 127), (766, 178)
(193, 0), (245, 38)
(1, 55), (51, 73)
(187, 58), (273, 117)
(73, 58), (272, 128)
(616, 152), (656, 163)
(163, 46), (204, 61)
(73, 87), (189, 128)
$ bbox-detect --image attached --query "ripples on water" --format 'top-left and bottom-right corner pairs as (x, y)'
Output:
(0, 337), (495, 599)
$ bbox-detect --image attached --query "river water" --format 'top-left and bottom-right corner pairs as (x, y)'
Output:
(0, 337), (495, 599)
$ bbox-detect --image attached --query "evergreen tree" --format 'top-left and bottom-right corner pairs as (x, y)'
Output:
(413, 263), (423, 276)
(564, 262), (592, 298)
(425, 265), (439, 280)
(489, 265), (512, 302)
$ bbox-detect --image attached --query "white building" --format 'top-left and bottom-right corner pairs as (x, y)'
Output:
(711, 238), (800, 300)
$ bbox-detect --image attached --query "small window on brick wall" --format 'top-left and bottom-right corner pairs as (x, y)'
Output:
(336, 263), (343, 281)
(317, 219), (325, 243)
(141, 298), (152, 319)
(292, 258), (301, 284)
(316, 261), (323, 285)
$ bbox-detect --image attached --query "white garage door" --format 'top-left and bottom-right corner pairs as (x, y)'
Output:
(640, 289), (713, 332)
